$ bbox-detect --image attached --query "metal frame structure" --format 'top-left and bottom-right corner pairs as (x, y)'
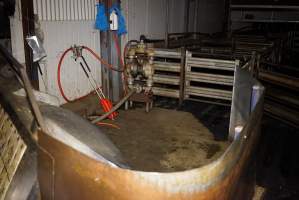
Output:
(184, 50), (239, 105)
(230, 3), (299, 23)
(152, 48), (185, 104)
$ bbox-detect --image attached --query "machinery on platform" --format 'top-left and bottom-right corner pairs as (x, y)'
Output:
(125, 39), (155, 112)
(125, 39), (155, 93)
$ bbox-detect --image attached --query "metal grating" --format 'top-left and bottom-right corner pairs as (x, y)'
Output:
(33, 0), (97, 21)
(0, 104), (27, 200)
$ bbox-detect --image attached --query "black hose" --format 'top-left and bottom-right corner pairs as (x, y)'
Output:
(91, 89), (135, 124)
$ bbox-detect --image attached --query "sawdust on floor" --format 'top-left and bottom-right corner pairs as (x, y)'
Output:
(99, 107), (230, 172)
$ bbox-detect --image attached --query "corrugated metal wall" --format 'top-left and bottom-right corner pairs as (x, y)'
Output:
(11, 0), (101, 104)
(122, 0), (186, 41)
(29, 0), (99, 104)
(39, 21), (101, 103)
(33, 0), (97, 21)
(32, 0), (101, 104)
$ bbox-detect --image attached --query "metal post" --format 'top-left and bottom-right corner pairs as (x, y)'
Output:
(179, 47), (186, 106)
(193, 0), (199, 32)
(234, 126), (243, 140)
(164, 0), (170, 48)
(251, 84), (264, 112)
(21, 0), (38, 89)
(223, 0), (231, 33)
(184, 0), (190, 32)
(100, 0), (122, 102)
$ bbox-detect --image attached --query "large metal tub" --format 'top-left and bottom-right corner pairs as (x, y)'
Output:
(37, 67), (264, 200)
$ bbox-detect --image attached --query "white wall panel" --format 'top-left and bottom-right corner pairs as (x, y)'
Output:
(10, 0), (101, 104)
(39, 21), (101, 104)
(35, 0), (101, 104)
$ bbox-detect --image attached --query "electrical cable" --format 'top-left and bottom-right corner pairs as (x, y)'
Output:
(82, 46), (124, 72)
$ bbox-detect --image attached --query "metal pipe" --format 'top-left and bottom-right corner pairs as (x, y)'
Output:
(80, 56), (106, 98)
(91, 89), (136, 123)
(164, 0), (170, 48)
(259, 71), (299, 91)
(251, 85), (264, 112)
(193, 0), (199, 32)
(79, 62), (104, 100)
(184, 0), (190, 32)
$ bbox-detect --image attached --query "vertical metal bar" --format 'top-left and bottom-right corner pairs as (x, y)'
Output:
(223, 0), (231, 33)
(193, 0), (199, 32)
(234, 126), (243, 140)
(251, 85), (264, 112)
(100, 0), (122, 102)
(184, 0), (190, 32)
(164, 0), (169, 48)
(100, 0), (110, 98)
(21, 0), (38, 89)
(179, 47), (186, 106)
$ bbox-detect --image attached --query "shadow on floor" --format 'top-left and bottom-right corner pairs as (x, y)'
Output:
(154, 97), (231, 141)
(256, 116), (299, 200)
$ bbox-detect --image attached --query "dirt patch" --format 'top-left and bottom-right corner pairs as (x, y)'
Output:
(99, 108), (230, 172)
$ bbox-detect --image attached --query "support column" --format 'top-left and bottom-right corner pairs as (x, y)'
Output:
(100, 0), (122, 102)
(21, 0), (38, 89)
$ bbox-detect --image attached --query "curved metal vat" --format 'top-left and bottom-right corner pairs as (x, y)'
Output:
(0, 47), (264, 200)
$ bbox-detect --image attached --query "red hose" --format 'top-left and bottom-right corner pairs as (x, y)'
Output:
(57, 46), (125, 103)
(112, 33), (124, 68)
(82, 46), (124, 72)
(57, 47), (74, 102)
(96, 122), (120, 130)
(112, 33), (128, 94)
